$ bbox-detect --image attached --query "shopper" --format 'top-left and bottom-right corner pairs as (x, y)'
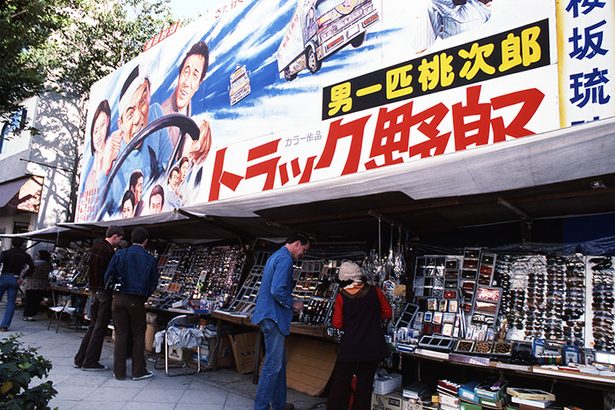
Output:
(251, 233), (311, 410)
(74, 225), (124, 370)
(0, 237), (34, 331)
(105, 227), (159, 381)
(22, 249), (52, 321)
(327, 261), (392, 410)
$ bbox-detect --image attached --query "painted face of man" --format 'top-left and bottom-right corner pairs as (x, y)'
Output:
(180, 160), (190, 181)
(150, 194), (163, 213)
(119, 81), (150, 141)
(132, 176), (143, 202)
(176, 54), (205, 111)
(169, 169), (180, 189)
(92, 110), (109, 154)
(121, 199), (134, 219)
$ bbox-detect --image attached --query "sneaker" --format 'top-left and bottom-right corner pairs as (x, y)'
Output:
(73, 363), (81, 369)
(23, 317), (34, 321)
(82, 363), (108, 371)
(0, 327), (8, 332)
(131, 371), (153, 381)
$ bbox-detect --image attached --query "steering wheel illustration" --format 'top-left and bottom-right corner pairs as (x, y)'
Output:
(96, 113), (200, 221)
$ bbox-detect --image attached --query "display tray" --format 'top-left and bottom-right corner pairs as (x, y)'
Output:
(418, 335), (456, 351)
(491, 341), (513, 356)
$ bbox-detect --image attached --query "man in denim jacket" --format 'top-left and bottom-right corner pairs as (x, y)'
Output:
(105, 227), (159, 380)
(251, 233), (310, 410)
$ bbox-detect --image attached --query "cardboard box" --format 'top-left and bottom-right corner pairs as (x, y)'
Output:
(372, 391), (405, 410)
(201, 335), (234, 369)
(460, 402), (483, 410)
(167, 345), (191, 361)
(228, 331), (259, 374)
(402, 399), (423, 410)
(440, 393), (460, 407)
(211, 335), (234, 368)
(479, 397), (506, 409)
(475, 381), (507, 402)
(459, 381), (481, 404)
(144, 323), (156, 352)
(374, 372), (403, 395)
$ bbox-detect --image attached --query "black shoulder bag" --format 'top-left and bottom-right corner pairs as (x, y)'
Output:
(104, 249), (126, 292)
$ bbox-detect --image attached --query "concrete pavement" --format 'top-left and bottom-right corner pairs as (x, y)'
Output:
(0, 307), (327, 409)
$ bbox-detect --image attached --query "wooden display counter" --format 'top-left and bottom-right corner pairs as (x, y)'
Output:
(211, 310), (337, 395)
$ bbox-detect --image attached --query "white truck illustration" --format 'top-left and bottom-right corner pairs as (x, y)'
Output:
(276, 0), (379, 81)
(229, 65), (251, 105)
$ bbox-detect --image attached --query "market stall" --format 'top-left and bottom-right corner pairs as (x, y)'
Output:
(34, 0), (615, 406)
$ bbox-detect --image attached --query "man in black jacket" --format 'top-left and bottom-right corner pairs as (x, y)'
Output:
(0, 238), (34, 331)
(74, 225), (124, 370)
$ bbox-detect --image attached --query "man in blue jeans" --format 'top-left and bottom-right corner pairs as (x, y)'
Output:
(251, 233), (311, 410)
(0, 237), (34, 331)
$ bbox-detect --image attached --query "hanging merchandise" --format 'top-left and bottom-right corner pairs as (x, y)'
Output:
(588, 256), (615, 352)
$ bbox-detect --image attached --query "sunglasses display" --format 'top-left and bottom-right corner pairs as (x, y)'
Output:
(493, 254), (588, 347)
(50, 245), (93, 288)
(589, 256), (615, 352)
(147, 243), (247, 312)
(406, 251), (615, 359)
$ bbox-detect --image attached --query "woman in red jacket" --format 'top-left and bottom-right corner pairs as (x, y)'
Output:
(327, 261), (392, 410)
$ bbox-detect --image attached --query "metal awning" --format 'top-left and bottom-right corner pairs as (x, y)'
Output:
(0, 177), (30, 208)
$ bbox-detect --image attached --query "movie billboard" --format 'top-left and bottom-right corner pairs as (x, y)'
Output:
(76, 0), (561, 222)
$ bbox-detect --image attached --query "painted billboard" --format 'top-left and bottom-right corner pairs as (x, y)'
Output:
(76, 0), (567, 222)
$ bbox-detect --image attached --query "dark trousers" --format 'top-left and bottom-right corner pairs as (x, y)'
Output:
(326, 359), (379, 410)
(74, 290), (112, 367)
(23, 289), (46, 317)
(112, 293), (147, 379)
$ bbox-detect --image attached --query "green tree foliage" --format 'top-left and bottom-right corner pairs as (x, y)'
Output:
(0, 0), (173, 113)
(0, 334), (57, 409)
(0, 0), (73, 116)
(47, 0), (173, 96)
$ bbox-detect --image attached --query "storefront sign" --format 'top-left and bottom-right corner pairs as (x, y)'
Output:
(557, 0), (615, 126)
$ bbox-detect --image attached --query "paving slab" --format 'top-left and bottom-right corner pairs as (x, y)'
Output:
(0, 303), (328, 409)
